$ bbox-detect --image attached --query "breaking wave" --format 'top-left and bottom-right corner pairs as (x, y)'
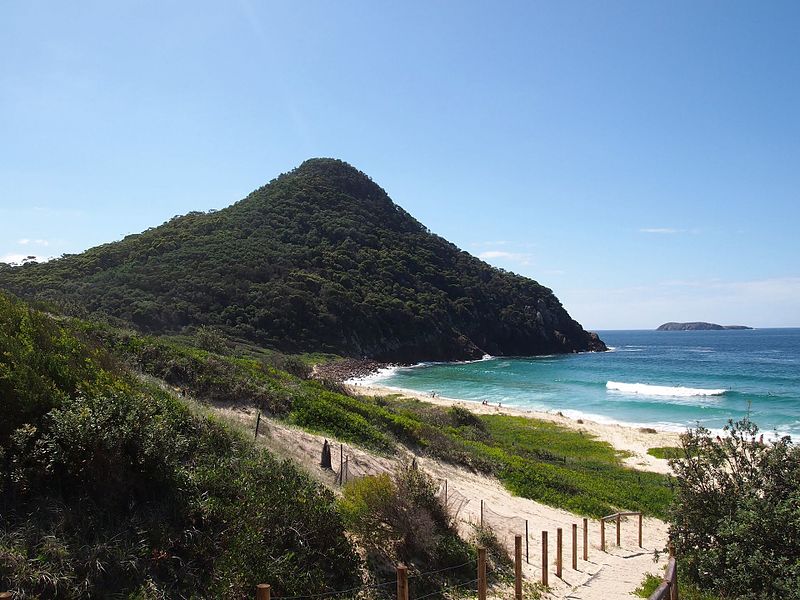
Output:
(606, 381), (728, 397)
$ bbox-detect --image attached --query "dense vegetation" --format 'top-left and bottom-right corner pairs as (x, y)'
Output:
(668, 420), (800, 600)
(0, 293), (359, 599)
(0, 158), (604, 362)
(101, 330), (671, 519)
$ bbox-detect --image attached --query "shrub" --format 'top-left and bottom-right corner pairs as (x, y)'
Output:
(669, 418), (800, 599)
(1, 389), (361, 598)
(339, 463), (472, 570)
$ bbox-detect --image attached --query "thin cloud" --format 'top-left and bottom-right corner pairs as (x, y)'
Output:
(1, 252), (54, 265)
(639, 227), (683, 234)
(471, 240), (511, 248)
(477, 250), (535, 266)
(17, 238), (49, 246)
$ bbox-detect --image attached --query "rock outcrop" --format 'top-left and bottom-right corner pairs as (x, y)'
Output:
(656, 322), (753, 331)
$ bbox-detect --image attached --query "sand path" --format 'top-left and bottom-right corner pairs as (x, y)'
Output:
(216, 402), (671, 600)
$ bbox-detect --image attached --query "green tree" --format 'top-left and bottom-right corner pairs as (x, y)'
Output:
(669, 418), (800, 599)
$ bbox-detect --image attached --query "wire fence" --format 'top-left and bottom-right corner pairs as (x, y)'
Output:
(481, 502), (528, 559)
(253, 551), (500, 600)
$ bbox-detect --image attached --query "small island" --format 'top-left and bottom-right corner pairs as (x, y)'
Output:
(656, 322), (753, 331)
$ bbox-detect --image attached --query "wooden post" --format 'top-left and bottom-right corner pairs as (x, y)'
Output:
(600, 518), (605, 552)
(444, 479), (448, 505)
(669, 543), (675, 558)
(572, 523), (577, 570)
(514, 535), (522, 600)
(638, 513), (643, 548)
(480, 499), (484, 527)
(556, 528), (563, 578)
(254, 411), (261, 440)
(583, 517), (588, 561)
(541, 531), (548, 586)
(256, 583), (271, 600)
(525, 519), (529, 563)
(396, 564), (408, 600)
(672, 556), (679, 600)
(478, 547), (487, 600)
(339, 443), (344, 485)
(616, 513), (621, 546)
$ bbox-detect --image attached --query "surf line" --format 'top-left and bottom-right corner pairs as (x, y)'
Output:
(606, 381), (727, 397)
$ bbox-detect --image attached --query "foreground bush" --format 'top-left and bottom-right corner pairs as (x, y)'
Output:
(339, 464), (473, 572)
(669, 418), (800, 600)
(0, 293), (360, 599)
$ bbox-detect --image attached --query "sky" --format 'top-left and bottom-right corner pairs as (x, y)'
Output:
(1, 1), (799, 329)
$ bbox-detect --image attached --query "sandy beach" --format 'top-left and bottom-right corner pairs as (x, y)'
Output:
(349, 383), (682, 475)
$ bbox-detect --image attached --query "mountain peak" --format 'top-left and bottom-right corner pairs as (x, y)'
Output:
(0, 160), (605, 361)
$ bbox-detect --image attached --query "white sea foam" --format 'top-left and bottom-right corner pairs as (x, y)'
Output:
(606, 381), (728, 397)
(344, 365), (403, 385)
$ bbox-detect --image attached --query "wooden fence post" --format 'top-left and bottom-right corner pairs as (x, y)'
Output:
(254, 411), (261, 440)
(616, 513), (621, 546)
(480, 499), (484, 527)
(515, 535), (522, 600)
(672, 557), (679, 600)
(600, 518), (605, 552)
(478, 547), (487, 600)
(256, 583), (271, 600)
(541, 531), (548, 587)
(638, 513), (643, 548)
(583, 517), (588, 561)
(556, 528), (563, 578)
(572, 523), (578, 570)
(339, 443), (344, 485)
(396, 564), (408, 600)
(525, 519), (529, 563)
(444, 479), (448, 505)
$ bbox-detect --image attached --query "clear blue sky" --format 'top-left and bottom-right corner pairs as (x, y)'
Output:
(2, 1), (798, 329)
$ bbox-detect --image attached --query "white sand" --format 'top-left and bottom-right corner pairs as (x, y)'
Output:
(215, 401), (674, 600)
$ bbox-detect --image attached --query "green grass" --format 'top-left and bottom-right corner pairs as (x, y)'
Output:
(647, 446), (683, 460)
(635, 571), (719, 600)
(329, 393), (673, 518)
(634, 572), (663, 597)
(465, 415), (673, 518)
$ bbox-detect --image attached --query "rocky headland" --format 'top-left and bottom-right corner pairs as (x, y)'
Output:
(656, 322), (753, 331)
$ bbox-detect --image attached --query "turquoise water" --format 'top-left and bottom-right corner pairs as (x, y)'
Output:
(369, 328), (800, 438)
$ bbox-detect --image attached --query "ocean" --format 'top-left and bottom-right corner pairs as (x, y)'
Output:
(366, 328), (800, 438)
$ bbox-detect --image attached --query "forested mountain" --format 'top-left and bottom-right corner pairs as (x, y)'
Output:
(0, 159), (604, 361)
